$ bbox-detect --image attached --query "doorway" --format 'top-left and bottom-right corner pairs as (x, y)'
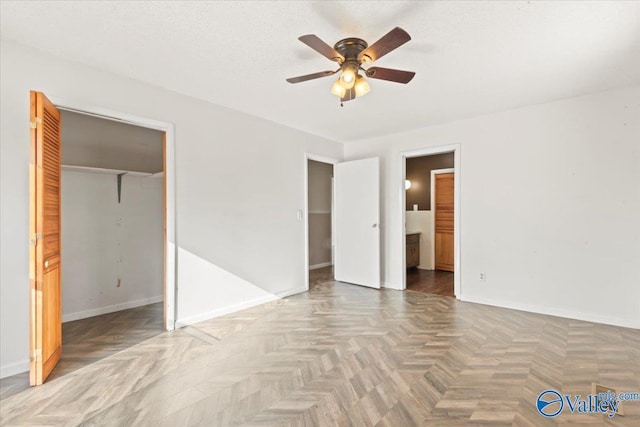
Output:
(60, 110), (165, 317)
(306, 157), (335, 288)
(400, 145), (461, 297)
(28, 91), (176, 386)
(55, 111), (165, 378)
(304, 154), (382, 291)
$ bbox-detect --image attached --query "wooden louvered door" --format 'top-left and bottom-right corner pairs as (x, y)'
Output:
(434, 172), (454, 272)
(29, 91), (62, 385)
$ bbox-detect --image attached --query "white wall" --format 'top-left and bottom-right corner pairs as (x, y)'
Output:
(405, 211), (433, 270)
(61, 171), (163, 321)
(0, 40), (343, 377)
(60, 110), (165, 174)
(345, 86), (640, 329)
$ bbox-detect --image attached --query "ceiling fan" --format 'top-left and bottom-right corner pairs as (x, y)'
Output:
(286, 27), (415, 104)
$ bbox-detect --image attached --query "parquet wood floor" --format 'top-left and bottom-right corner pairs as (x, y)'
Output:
(406, 268), (455, 297)
(1, 282), (639, 426)
(309, 266), (334, 286)
(0, 303), (163, 400)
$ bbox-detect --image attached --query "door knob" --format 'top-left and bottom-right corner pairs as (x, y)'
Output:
(372, 224), (378, 228)
(44, 260), (49, 268)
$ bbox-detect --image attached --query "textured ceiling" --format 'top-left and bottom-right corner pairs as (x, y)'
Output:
(2, 1), (639, 143)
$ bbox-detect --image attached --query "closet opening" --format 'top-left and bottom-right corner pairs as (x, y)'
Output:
(53, 110), (166, 380)
(305, 155), (337, 290)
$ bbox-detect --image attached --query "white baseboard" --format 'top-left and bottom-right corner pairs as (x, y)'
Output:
(1, 359), (29, 379)
(175, 294), (279, 327)
(62, 295), (163, 323)
(175, 285), (312, 328)
(277, 286), (307, 298)
(463, 295), (640, 330)
(382, 282), (402, 290)
(309, 262), (332, 270)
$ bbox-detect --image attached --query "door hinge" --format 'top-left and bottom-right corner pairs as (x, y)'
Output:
(30, 117), (42, 129)
(30, 233), (42, 246)
(31, 348), (42, 362)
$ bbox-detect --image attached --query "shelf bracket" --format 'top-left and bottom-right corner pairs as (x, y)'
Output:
(117, 173), (126, 203)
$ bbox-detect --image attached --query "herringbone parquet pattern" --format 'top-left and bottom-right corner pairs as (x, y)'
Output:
(0, 303), (165, 400)
(50, 302), (165, 380)
(1, 281), (638, 426)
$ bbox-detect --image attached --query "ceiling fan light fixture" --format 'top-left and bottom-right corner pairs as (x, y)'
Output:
(286, 27), (414, 104)
(354, 75), (371, 97)
(339, 63), (358, 89)
(331, 79), (347, 97)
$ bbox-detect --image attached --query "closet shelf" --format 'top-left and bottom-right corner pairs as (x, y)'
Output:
(61, 164), (162, 178)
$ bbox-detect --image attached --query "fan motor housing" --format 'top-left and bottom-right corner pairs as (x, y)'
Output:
(334, 38), (368, 62)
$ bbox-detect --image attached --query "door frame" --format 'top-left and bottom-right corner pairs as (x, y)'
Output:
(399, 144), (461, 298)
(431, 168), (455, 270)
(47, 96), (177, 331)
(303, 153), (339, 291)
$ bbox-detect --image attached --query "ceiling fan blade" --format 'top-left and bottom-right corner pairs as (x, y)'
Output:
(359, 27), (411, 62)
(298, 35), (345, 62)
(365, 67), (415, 84)
(286, 70), (338, 84)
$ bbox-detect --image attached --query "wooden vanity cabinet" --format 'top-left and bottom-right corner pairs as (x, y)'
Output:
(406, 233), (420, 269)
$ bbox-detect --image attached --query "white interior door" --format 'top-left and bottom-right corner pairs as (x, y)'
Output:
(334, 157), (380, 288)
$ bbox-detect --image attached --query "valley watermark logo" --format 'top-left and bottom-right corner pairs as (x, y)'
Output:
(536, 389), (639, 418)
(537, 390), (564, 417)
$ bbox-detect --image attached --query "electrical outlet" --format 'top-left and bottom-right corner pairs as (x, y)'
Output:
(479, 273), (486, 282)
